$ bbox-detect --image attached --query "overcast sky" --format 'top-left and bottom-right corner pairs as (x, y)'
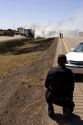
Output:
(0, 0), (83, 32)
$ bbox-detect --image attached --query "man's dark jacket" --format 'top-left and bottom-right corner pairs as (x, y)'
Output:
(45, 66), (74, 98)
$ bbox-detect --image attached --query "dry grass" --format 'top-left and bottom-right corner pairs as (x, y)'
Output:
(0, 52), (43, 78)
(0, 38), (53, 78)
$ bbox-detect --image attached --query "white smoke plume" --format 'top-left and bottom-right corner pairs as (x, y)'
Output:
(22, 9), (83, 38)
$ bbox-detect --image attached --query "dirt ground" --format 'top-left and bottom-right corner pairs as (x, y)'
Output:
(0, 38), (58, 125)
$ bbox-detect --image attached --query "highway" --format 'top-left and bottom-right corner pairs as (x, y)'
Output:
(44, 37), (83, 125)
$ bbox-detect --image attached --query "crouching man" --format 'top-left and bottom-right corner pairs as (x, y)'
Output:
(45, 54), (75, 118)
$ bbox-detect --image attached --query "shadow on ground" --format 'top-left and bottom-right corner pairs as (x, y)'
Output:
(50, 113), (83, 125)
(0, 38), (54, 55)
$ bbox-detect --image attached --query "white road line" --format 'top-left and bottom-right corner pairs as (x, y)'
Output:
(62, 39), (69, 52)
(60, 38), (62, 53)
(53, 38), (62, 67)
(53, 38), (69, 67)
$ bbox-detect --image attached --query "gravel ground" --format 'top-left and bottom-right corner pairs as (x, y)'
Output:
(0, 38), (58, 125)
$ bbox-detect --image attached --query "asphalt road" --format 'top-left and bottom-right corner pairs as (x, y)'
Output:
(43, 37), (83, 125)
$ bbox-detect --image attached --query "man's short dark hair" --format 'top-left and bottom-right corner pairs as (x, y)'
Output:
(58, 54), (67, 65)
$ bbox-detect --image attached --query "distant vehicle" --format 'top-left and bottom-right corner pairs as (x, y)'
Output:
(66, 42), (83, 74)
(18, 28), (35, 38)
(59, 33), (63, 38)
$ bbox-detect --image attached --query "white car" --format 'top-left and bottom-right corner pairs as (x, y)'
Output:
(66, 42), (83, 74)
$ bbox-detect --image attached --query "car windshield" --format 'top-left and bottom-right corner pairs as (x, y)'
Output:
(73, 43), (83, 52)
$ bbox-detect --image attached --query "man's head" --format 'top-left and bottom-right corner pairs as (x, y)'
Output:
(57, 54), (67, 66)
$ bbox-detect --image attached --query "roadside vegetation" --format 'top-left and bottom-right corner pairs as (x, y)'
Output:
(0, 38), (54, 78)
